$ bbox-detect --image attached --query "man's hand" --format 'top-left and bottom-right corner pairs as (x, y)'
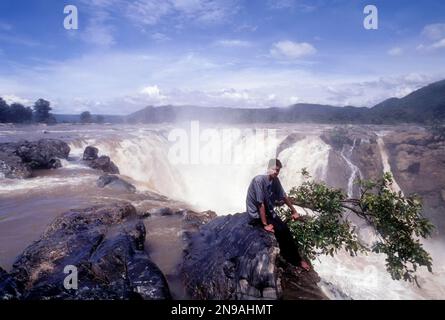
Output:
(264, 224), (275, 233)
(284, 197), (302, 221)
(291, 210), (301, 221)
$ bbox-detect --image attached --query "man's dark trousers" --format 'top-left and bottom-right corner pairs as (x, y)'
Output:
(251, 214), (303, 266)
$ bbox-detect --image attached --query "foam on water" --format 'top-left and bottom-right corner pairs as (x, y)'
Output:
(0, 174), (97, 194)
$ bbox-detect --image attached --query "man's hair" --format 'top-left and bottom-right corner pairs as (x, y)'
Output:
(268, 158), (282, 169)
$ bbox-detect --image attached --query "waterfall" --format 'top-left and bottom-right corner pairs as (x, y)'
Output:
(69, 132), (187, 199)
(376, 133), (403, 194)
(277, 136), (331, 190)
(339, 139), (363, 198)
(68, 130), (331, 215)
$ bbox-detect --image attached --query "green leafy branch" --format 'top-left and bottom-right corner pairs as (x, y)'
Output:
(277, 169), (434, 285)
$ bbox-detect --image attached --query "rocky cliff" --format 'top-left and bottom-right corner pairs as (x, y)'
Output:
(0, 203), (170, 300)
(181, 212), (327, 300)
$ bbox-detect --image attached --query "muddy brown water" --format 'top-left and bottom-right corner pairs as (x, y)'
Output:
(0, 166), (191, 299)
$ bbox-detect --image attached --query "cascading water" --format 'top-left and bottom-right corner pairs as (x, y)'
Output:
(69, 131), (187, 199)
(313, 132), (444, 300)
(376, 133), (403, 194)
(340, 139), (363, 198)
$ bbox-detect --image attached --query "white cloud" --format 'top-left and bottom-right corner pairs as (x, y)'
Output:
(432, 38), (445, 49)
(1, 47), (444, 114)
(388, 47), (403, 56)
(268, 0), (317, 12)
(422, 23), (445, 40)
(234, 23), (258, 33)
(82, 23), (115, 46)
(76, 0), (239, 47)
(76, 2), (118, 47)
(125, 0), (238, 27)
(218, 88), (250, 101)
(2, 94), (32, 105)
(126, 0), (173, 26)
(418, 23), (445, 52)
(270, 40), (317, 60)
(140, 85), (165, 98)
(151, 32), (171, 42)
(214, 39), (251, 47)
(289, 96), (300, 104)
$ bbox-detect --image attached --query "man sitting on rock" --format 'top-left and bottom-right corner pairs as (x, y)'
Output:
(246, 158), (311, 271)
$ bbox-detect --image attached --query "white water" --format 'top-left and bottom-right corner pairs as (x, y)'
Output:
(2, 124), (444, 300)
(340, 139), (362, 198)
(376, 134), (403, 194)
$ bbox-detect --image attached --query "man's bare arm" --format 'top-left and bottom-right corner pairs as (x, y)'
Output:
(284, 196), (301, 220)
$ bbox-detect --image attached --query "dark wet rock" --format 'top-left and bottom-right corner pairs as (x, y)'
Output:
(85, 154), (120, 174)
(83, 146), (99, 161)
(97, 174), (136, 193)
(181, 209), (217, 232)
(147, 207), (176, 217)
(181, 212), (327, 300)
(0, 139), (70, 179)
(0, 267), (21, 300)
(0, 151), (33, 178)
(1, 203), (170, 300)
(278, 258), (328, 300)
(82, 146), (119, 174)
(14, 139), (70, 169)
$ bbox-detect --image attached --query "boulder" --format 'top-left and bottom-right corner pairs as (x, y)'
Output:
(0, 267), (21, 300)
(181, 212), (327, 300)
(0, 139), (70, 179)
(97, 174), (136, 193)
(87, 155), (120, 174)
(14, 139), (70, 169)
(0, 151), (32, 178)
(181, 209), (217, 231)
(146, 207), (176, 217)
(0, 203), (170, 300)
(83, 146), (99, 161)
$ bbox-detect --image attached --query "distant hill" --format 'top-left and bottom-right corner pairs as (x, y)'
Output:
(54, 114), (125, 124)
(58, 79), (445, 124)
(370, 79), (445, 122)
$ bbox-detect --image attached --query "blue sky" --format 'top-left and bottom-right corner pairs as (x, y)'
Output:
(0, 0), (444, 114)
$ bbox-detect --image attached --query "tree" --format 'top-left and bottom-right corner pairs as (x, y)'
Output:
(80, 111), (92, 123)
(277, 169), (434, 286)
(0, 98), (9, 122)
(33, 99), (52, 123)
(9, 103), (33, 123)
